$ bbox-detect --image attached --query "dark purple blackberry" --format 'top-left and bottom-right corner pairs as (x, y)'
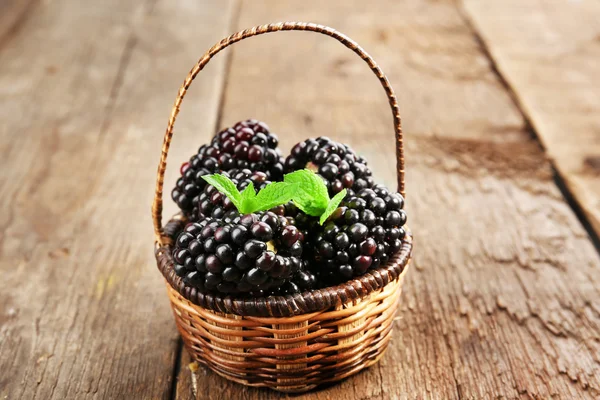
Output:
(303, 185), (406, 286)
(273, 263), (318, 295)
(171, 119), (285, 217)
(284, 137), (374, 197)
(172, 212), (316, 295)
(272, 201), (321, 263)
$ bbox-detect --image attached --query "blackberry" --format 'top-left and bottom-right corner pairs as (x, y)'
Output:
(172, 119), (284, 217)
(304, 185), (407, 285)
(273, 201), (321, 262)
(284, 136), (374, 197)
(274, 265), (318, 295)
(172, 212), (316, 295)
(191, 169), (271, 222)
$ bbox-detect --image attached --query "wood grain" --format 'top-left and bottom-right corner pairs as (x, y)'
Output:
(463, 0), (600, 240)
(0, 0), (39, 49)
(173, 0), (600, 398)
(0, 0), (235, 398)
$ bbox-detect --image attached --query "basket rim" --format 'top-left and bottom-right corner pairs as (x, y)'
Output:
(155, 216), (412, 317)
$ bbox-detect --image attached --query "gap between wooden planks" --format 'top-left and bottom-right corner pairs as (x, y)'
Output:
(463, 0), (600, 245)
(172, 0), (600, 399)
(0, 0), (236, 399)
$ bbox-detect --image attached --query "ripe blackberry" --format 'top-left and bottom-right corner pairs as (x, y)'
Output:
(275, 269), (318, 295)
(172, 212), (315, 295)
(304, 185), (407, 285)
(172, 119), (284, 217)
(284, 137), (374, 197)
(272, 201), (322, 262)
(190, 168), (271, 222)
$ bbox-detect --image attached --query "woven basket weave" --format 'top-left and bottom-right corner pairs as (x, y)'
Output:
(152, 22), (412, 393)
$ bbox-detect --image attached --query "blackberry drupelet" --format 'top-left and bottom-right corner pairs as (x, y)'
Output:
(171, 119), (285, 217)
(172, 212), (316, 295)
(284, 136), (374, 197)
(304, 185), (407, 285)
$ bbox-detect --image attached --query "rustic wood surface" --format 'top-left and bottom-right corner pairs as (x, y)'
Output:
(0, 0), (236, 398)
(463, 0), (600, 245)
(1, 0), (599, 399)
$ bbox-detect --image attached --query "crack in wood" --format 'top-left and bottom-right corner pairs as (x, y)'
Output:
(457, 1), (600, 257)
(169, 338), (183, 400)
(442, 331), (463, 400)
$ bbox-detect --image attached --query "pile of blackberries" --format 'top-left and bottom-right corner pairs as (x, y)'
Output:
(173, 212), (315, 296)
(303, 185), (406, 285)
(170, 120), (407, 297)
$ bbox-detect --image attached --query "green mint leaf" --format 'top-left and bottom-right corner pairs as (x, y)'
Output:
(284, 169), (329, 216)
(292, 199), (327, 217)
(252, 182), (297, 212)
(239, 182), (257, 214)
(203, 170), (342, 220)
(202, 174), (242, 210)
(320, 189), (347, 225)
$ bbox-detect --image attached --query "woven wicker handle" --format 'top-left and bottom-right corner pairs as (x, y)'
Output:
(152, 22), (405, 244)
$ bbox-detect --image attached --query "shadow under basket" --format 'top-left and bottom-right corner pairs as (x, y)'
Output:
(151, 22), (413, 393)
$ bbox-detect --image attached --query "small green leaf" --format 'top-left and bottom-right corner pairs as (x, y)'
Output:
(320, 189), (347, 225)
(292, 199), (326, 217)
(284, 169), (329, 216)
(252, 182), (297, 212)
(239, 182), (257, 214)
(202, 174), (242, 210)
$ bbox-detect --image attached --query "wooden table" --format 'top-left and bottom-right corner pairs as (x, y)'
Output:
(2, 1), (599, 398)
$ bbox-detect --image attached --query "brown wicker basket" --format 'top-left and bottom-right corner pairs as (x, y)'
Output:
(152, 22), (412, 393)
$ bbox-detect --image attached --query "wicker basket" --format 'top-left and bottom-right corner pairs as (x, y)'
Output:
(152, 22), (412, 393)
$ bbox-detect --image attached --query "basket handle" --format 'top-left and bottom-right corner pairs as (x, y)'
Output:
(152, 22), (405, 244)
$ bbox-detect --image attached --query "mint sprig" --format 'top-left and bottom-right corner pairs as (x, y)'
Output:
(202, 169), (347, 224)
(283, 169), (329, 216)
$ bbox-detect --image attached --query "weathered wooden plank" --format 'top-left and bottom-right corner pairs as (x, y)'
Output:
(463, 0), (600, 240)
(174, 0), (600, 398)
(0, 0), (38, 48)
(0, 0), (235, 398)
